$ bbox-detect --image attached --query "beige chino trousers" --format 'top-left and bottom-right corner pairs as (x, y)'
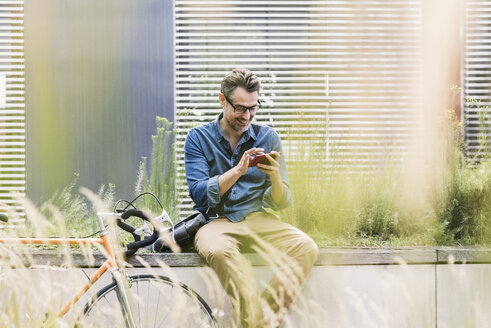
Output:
(194, 211), (319, 328)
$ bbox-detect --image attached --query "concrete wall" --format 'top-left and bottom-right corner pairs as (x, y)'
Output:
(1, 248), (490, 327)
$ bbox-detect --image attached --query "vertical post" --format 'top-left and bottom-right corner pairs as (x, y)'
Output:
(415, 0), (463, 191)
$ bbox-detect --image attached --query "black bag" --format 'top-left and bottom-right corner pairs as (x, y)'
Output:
(151, 212), (209, 252)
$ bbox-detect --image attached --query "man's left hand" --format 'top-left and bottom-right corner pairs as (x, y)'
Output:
(257, 151), (281, 183)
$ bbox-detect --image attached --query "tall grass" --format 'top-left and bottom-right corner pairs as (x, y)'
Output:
(281, 96), (491, 246)
(279, 129), (425, 246)
(11, 117), (179, 241)
(36, 177), (115, 238)
(134, 116), (179, 220)
(434, 103), (491, 245)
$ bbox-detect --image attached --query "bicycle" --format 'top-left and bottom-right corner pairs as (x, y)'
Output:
(0, 194), (219, 328)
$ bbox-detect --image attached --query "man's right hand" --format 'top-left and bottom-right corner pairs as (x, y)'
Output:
(218, 147), (264, 196)
(235, 147), (264, 176)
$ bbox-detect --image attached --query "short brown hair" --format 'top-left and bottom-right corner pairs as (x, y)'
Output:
(220, 68), (261, 100)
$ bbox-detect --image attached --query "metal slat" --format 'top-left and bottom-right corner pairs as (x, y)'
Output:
(177, 31), (419, 37)
(175, 0), (423, 215)
(176, 57), (419, 63)
(464, 0), (491, 160)
(0, 1), (25, 217)
(177, 19), (418, 26)
(177, 0), (420, 5)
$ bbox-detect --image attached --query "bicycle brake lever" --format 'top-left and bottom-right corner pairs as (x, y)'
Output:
(156, 207), (171, 222)
(155, 207), (175, 234)
(134, 222), (152, 236)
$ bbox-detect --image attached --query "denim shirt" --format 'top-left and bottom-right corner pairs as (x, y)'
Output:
(184, 113), (292, 222)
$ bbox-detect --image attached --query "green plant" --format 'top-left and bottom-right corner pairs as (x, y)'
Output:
(37, 176), (115, 237)
(435, 159), (491, 244)
(134, 117), (179, 220)
(355, 189), (397, 240)
(434, 99), (491, 245)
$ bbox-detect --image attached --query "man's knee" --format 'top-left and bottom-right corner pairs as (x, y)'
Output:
(206, 244), (239, 263)
(293, 234), (319, 267)
(196, 237), (240, 266)
(304, 237), (319, 264)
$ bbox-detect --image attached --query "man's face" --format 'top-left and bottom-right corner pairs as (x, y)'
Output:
(220, 87), (259, 133)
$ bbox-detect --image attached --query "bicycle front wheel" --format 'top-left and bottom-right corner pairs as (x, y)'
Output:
(80, 274), (218, 328)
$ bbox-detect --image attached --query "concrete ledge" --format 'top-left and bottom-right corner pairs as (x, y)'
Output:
(4, 247), (491, 268)
(437, 248), (491, 264)
(316, 247), (438, 265)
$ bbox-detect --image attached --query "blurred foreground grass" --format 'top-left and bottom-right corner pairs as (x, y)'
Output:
(0, 110), (490, 327)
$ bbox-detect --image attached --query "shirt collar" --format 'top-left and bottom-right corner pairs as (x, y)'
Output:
(215, 112), (257, 143)
(214, 112), (226, 142)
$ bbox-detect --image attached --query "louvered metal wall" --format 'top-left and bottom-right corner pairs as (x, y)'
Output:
(464, 0), (491, 159)
(0, 0), (25, 223)
(175, 0), (423, 215)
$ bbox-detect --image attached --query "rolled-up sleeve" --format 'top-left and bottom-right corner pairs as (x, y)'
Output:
(184, 129), (221, 210)
(262, 131), (292, 210)
(206, 175), (221, 208)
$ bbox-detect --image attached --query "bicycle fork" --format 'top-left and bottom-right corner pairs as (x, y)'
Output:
(110, 267), (137, 328)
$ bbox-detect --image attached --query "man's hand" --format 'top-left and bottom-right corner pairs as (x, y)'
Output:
(218, 147), (264, 196)
(236, 147), (264, 176)
(257, 151), (284, 204)
(257, 151), (281, 181)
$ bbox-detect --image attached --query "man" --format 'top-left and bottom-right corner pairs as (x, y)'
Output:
(184, 68), (318, 327)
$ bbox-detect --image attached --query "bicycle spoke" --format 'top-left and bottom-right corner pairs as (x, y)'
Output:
(82, 275), (216, 328)
(157, 310), (170, 328)
(153, 285), (161, 328)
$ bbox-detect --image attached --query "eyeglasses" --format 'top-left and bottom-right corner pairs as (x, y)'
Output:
(224, 94), (262, 114)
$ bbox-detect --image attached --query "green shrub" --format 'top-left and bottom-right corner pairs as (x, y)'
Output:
(435, 160), (491, 244)
(434, 103), (491, 245)
(355, 192), (397, 240)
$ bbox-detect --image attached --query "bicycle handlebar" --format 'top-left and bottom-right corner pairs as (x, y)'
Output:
(118, 209), (159, 257)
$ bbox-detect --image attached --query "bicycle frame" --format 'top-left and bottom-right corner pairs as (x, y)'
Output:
(0, 212), (133, 322)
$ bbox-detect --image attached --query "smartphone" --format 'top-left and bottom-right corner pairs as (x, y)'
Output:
(249, 153), (272, 167)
